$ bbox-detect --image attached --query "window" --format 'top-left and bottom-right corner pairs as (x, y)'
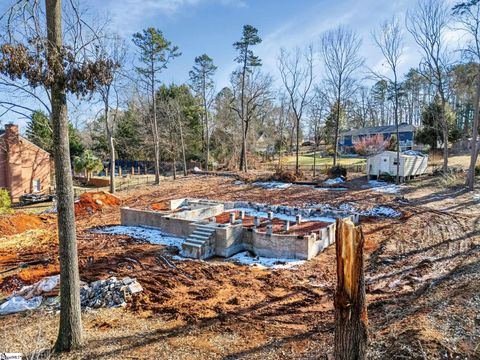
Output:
(32, 179), (41, 192)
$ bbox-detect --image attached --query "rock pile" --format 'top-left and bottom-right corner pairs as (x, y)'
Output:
(80, 277), (143, 309)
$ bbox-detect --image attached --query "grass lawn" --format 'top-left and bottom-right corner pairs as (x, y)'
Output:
(280, 154), (367, 166)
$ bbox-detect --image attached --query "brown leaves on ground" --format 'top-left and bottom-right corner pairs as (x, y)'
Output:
(0, 175), (478, 359)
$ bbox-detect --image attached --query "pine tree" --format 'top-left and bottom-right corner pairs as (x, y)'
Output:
(189, 54), (217, 170)
(132, 28), (181, 184)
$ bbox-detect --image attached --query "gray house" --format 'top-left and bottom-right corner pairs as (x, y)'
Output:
(339, 123), (416, 153)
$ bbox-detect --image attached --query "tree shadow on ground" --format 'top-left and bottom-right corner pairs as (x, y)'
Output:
(79, 288), (332, 360)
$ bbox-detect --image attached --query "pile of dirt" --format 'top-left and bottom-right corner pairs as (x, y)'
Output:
(75, 191), (121, 216)
(268, 167), (304, 182)
(0, 213), (50, 237)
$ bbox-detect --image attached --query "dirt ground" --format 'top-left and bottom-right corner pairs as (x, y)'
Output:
(0, 174), (479, 359)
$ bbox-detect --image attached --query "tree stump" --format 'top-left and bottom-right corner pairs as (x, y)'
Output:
(334, 219), (368, 360)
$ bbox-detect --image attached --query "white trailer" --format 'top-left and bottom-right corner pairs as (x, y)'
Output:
(367, 150), (428, 181)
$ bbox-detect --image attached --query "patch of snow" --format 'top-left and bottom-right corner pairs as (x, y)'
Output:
(403, 150), (427, 157)
(366, 180), (401, 194)
(323, 177), (345, 185)
(253, 181), (292, 190)
(171, 255), (194, 262)
(225, 251), (305, 269)
(233, 207), (336, 223)
(473, 193), (480, 201)
(93, 226), (185, 249)
(363, 206), (401, 218)
(339, 203), (401, 218)
(0, 296), (43, 315)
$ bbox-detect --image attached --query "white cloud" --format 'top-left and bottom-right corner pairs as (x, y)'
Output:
(104, 0), (246, 37)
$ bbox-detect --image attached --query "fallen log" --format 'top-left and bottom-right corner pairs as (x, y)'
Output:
(0, 259), (51, 275)
(334, 219), (368, 360)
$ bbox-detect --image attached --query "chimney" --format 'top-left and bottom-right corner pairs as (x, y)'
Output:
(5, 124), (19, 143)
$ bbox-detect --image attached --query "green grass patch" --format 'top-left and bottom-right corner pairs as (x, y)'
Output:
(280, 155), (366, 166)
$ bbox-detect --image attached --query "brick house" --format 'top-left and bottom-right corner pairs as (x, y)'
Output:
(0, 124), (51, 202)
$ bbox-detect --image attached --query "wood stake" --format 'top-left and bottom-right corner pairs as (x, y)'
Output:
(334, 219), (368, 360)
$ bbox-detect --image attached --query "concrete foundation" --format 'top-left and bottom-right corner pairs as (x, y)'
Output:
(120, 198), (358, 261)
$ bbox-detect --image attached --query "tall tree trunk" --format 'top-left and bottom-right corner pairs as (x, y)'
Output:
(394, 74), (400, 185)
(243, 119), (249, 172)
(178, 118), (187, 176)
(204, 86), (210, 171)
(105, 96), (116, 194)
(334, 219), (368, 360)
(467, 77), (480, 191)
(239, 125), (245, 171)
(296, 116), (300, 175)
(46, 0), (82, 352)
(109, 134), (115, 194)
(172, 143), (177, 180)
(278, 122), (284, 166)
(441, 98), (449, 173)
(239, 49), (248, 172)
(151, 63), (160, 184)
(334, 80), (342, 167)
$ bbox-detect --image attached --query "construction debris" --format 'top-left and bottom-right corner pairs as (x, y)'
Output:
(0, 275), (59, 315)
(80, 277), (143, 309)
(0, 275), (143, 314)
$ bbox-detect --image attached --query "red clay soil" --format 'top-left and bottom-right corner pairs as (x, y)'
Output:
(150, 201), (170, 211)
(74, 191), (121, 216)
(1, 176), (479, 359)
(0, 213), (52, 236)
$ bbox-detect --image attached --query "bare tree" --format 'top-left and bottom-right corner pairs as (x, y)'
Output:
(276, 93), (292, 165)
(278, 45), (314, 175)
(97, 35), (126, 194)
(320, 26), (364, 166)
(373, 16), (405, 184)
(0, 0), (117, 351)
(45, 0), (81, 351)
(230, 68), (272, 172)
(309, 86), (330, 177)
(454, 0), (480, 190)
(407, 0), (452, 173)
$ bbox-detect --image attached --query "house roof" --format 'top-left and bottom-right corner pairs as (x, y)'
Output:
(340, 123), (416, 137)
(0, 130), (50, 156)
(369, 150), (427, 158)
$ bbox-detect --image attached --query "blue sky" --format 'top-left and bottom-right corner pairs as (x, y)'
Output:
(87, 0), (429, 87)
(0, 0), (465, 129)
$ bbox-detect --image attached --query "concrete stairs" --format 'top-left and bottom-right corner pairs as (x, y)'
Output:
(181, 223), (216, 259)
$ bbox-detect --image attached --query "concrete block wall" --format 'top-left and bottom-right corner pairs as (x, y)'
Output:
(171, 203), (224, 220)
(121, 207), (194, 237)
(120, 199), (358, 261)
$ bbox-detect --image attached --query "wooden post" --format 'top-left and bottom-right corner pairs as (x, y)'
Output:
(334, 219), (368, 360)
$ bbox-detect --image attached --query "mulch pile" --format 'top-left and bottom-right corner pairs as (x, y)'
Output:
(75, 191), (121, 216)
